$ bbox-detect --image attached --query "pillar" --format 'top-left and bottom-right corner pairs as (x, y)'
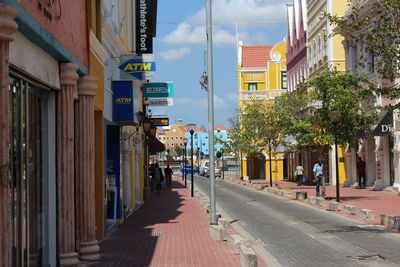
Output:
(58, 63), (79, 266)
(75, 75), (100, 261)
(344, 144), (357, 187)
(0, 5), (17, 266)
(122, 138), (132, 213)
(393, 108), (400, 190)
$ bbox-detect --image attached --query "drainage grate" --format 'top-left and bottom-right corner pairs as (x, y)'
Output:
(347, 255), (385, 261)
(135, 230), (165, 237)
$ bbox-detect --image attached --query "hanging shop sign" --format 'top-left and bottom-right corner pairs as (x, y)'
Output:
(143, 82), (174, 98)
(152, 117), (169, 126)
(145, 98), (173, 106)
(136, 0), (158, 53)
(119, 54), (156, 80)
(373, 110), (393, 136)
(112, 80), (139, 124)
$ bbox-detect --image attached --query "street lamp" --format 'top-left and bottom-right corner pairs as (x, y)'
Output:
(187, 124), (196, 197)
(142, 118), (153, 200)
(184, 138), (188, 187)
(329, 110), (341, 202)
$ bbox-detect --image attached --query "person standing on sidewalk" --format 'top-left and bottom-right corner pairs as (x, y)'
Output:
(164, 164), (173, 189)
(296, 165), (304, 186)
(313, 160), (323, 196)
(153, 163), (164, 194)
(356, 157), (366, 189)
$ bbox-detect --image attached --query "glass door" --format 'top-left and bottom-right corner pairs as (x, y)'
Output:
(9, 76), (48, 267)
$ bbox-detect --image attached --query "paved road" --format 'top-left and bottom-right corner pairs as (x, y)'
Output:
(194, 175), (400, 267)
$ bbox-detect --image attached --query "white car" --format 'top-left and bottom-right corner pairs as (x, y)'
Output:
(200, 160), (221, 178)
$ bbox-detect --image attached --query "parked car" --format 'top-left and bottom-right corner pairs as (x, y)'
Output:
(199, 160), (221, 178)
(180, 164), (199, 174)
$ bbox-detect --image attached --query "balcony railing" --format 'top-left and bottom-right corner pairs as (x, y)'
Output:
(238, 90), (287, 101)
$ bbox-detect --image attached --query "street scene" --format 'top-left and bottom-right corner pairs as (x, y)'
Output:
(1, 0), (400, 266)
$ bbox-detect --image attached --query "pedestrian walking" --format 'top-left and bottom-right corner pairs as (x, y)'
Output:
(356, 157), (366, 189)
(313, 160), (323, 196)
(164, 164), (173, 189)
(153, 163), (164, 194)
(296, 165), (304, 186)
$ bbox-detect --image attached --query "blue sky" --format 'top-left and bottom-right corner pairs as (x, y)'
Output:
(150, 0), (289, 129)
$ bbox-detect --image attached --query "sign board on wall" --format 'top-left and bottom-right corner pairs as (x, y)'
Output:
(112, 80), (139, 124)
(143, 82), (174, 98)
(145, 98), (173, 106)
(152, 117), (169, 126)
(119, 54), (156, 80)
(136, 0), (158, 53)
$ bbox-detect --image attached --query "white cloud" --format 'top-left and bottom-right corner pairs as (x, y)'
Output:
(159, 47), (191, 61)
(188, 0), (287, 25)
(161, 23), (236, 46)
(160, 0), (287, 46)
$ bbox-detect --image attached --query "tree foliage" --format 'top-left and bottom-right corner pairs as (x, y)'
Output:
(326, 0), (400, 106)
(295, 69), (378, 148)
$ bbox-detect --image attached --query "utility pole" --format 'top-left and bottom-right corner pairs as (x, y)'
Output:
(206, 0), (217, 225)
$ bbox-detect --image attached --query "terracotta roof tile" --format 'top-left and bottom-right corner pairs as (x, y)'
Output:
(195, 127), (206, 133)
(242, 46), (272, 68)
(214, 124), (227, 130)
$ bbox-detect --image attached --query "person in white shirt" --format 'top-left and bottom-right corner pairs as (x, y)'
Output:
(296, 165), (304, 186)
(313, 160), (323, 196)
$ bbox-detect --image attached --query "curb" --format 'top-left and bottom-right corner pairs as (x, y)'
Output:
(193, 187), (276, 267)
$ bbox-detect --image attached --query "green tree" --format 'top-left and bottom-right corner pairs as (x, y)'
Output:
(295, 69), (378, 147)
(229, 102), (288, 185)
(326, 0), (400, 106)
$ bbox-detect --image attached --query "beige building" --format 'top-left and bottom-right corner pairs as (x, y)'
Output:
(158, 124), (187, 150)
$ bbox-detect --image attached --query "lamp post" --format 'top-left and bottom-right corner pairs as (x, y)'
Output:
(187, 124), (196, 197)
(329, 110), (341, 202)
(184, 138), (188, 187)
(181, 143), (184, 181)
(142, 118), (155, 202)
(221, 149), (225, 180)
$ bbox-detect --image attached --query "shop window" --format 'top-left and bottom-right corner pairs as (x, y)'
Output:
(281, 71), (287, 89)
(248, 83), (257, 91)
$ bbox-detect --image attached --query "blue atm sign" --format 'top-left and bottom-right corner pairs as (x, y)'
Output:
(119, 57), (156, 80)
(112, 81), (138, 124)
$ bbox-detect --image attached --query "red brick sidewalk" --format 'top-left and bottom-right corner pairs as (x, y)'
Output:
(227, 176), (400, 226)
(92, 178), (242, 267)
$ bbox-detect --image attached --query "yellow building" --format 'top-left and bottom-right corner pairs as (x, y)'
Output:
(306, 0), (348, 185)
(237, 40), (287, 182)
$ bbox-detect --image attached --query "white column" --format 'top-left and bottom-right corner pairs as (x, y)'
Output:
(373, 136), (391, 190)
(122, 140), (132, 211)
(344, 144), (357, 187)
(365, 137), (377, 186)
(134, 151), (141, 207)
(393, 107), (400, 190)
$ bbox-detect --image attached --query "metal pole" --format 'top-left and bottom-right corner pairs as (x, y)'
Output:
(206, 0), (217, 225)
(184, 145), (187, 187)
(182, 149), (184, 181)
(191, 133), (194, 197)
(335, 127), (340, 202)
(269, 150), (273, 187)
(222, 153), (224, 180)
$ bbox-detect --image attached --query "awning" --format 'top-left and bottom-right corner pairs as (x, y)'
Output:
(372, 110), (393, 136)
(148, 136), (165, 154)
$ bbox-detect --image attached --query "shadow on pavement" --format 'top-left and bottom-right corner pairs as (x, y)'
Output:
(93, 180), (184, 267)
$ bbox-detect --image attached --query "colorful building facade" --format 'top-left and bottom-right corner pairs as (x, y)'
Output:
(340, 0), (398, 190)
(237, 40), (287, 181)
(0, 0), (158, 266)
(305, 0), (348, 186)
